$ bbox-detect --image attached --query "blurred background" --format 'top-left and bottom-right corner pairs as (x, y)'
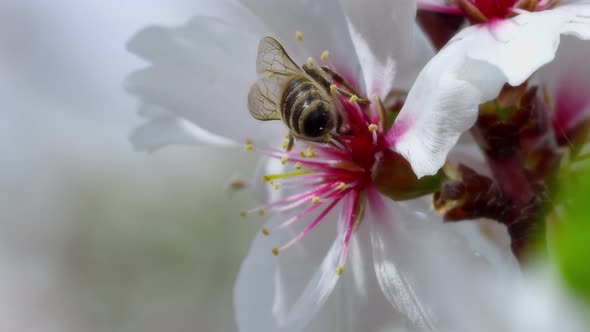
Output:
(0, 1), (260, 331)
(3, 1), (590, 332)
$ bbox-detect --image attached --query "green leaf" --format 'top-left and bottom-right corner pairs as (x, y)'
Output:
(554, 165), (590, 301)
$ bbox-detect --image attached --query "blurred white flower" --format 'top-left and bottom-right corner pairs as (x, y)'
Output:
(402, 0), (590, 177)
(538, 36), (590, 136)
(125, 0), (519, 331)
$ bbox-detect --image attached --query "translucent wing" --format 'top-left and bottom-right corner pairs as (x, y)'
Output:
(248, 78), (282, 121)
(256, 37), (300, 76)
(248, 37), (301, 121)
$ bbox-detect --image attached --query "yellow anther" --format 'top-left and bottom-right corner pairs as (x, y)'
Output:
(330, 84), (338, 96)
(272, 248), (280, 256)
(244, 140), (253, 152)
(305, 146), (315, 158)
(321, 50), (330, 61)
(368, 124), (378, 132)
(300, 151), (306, 158)
(280, 156), (288, 165)
(294, 162), (302, 170)
(262, 228), (270, 236)
(273, 183), (281, 190)
(258, 208), (265, 217)
(336, 265), (344, 276)
(349, 95), (359, 104)
(307, 57), (314, 67)
(323, 133), (332, 142)
(281, 140), (289, 150)
(295, 31), (303, 41)
(284, 133), (290, 139)
(336, 182), (346, 190)
(240, 210), (248, 218)
(311, 196), (321, 204)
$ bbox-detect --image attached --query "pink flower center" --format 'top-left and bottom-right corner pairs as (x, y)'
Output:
(243, 89), (390, 274)
(470, 0), (519, 19)
(446, 0), (559, 23)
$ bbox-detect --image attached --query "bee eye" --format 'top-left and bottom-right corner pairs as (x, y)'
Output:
(303, 104), (332, 138)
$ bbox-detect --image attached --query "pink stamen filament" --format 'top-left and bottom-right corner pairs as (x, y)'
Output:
(257, 183), (334, 212)
(278, 193), (346, 251)
(338, 190), (360, 267)
(275, 183), (337, 212)
(273, 201), (325, 231)
(275, 185), (354, 230)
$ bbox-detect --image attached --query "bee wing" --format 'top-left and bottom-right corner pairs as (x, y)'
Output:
(248, 77), (282, 121)
(248, 37), (299, 121)
(256, 37), (300, 76)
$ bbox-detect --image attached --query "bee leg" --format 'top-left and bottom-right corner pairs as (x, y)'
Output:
(331, 86), (371, 105)
(320, 66), (370, 104)
(286, 134), (295, 151)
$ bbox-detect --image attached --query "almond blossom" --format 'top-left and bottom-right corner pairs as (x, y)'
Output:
(124, 0), (518, 331)
(402, 0), (590, 178)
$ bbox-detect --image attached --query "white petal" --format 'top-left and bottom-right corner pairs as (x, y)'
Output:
(367, 193), (437, 330)
(456, 9), (576, 86)
(233, 215), (287, 332)
(339, 0), (418, 99)
(276, 234), (343, 330)
(391, 39), (505, 177)
(323, 217), (416, 332)
(130, 104), (235, 151)
(367, 193), (521, 331)
(394, 5), (590, 177)
(126, 16), (283, 145)
(559, 1), (590, 39)
(130, 116), (233, 151)
(234, 191), (411, 332)
(238, 0), (362, 87)
(234, 198), (341, 332)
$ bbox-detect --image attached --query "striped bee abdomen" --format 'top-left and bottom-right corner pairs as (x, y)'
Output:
(281, 76), (335, 138)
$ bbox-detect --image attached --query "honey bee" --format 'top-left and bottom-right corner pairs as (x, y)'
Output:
(247, 37), (367, 150)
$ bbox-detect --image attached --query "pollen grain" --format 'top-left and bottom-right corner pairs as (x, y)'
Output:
(295, 31), (303, 41)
